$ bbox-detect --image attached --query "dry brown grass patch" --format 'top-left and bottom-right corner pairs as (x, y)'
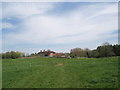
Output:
(56, 63), (63, 66)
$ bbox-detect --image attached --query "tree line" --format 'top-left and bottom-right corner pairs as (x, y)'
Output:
(70, 42), (120, 58)
(1, 42), (120, 59)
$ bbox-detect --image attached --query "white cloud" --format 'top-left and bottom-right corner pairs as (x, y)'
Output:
(2, 2), (55, 19)
(2, 2), (118, 53)
(0, 4), (2, 19)
(1, 0), (119, 2)
(1, 22), (15, 29)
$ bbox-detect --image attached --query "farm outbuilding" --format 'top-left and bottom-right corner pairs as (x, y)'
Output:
(49, 53), (56, 57)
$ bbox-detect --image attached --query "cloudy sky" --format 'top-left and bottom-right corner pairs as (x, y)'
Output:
(1, 2), (118, 54)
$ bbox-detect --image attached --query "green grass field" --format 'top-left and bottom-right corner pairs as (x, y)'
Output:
(2, 57), (118, 88)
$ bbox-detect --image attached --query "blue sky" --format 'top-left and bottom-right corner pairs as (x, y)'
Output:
(1, 2), (118, 54)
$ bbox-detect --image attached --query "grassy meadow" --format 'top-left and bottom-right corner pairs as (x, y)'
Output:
(2, 57), (118, 88)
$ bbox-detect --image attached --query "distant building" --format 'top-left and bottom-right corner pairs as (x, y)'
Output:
(37, 50), (70, 58)
(55, 53), (67, 58)
(49, 53), (56, 57)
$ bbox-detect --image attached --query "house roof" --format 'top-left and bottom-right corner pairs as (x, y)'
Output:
(49, 53), (56, 56)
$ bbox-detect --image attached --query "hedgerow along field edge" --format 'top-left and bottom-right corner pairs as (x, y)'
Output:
(2, 57), (118, 88)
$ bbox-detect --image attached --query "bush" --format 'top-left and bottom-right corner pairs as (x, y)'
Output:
(2, 51), (24, 59)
